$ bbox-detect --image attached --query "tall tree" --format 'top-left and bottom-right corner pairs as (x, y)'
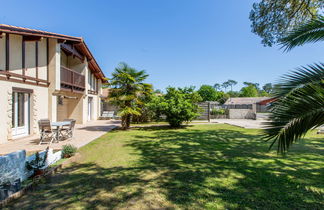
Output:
(249, 0), (323, 46)
(222, 81), (230, 92)
(213, 83), (221, 91)
(227, 79), (238, 91)
(265, 16), (324, 152)
(243, 82), (260, 90)
(263, 83), (273, 94)
(109, 62), (152, 129)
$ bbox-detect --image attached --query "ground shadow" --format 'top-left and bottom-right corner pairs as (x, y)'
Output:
(5, 125), (324, 209)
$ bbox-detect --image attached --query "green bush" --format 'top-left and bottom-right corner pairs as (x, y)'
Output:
(148, 87), (201, 127)
(61, 144), (77, 158)
(210, 108), (226, 115)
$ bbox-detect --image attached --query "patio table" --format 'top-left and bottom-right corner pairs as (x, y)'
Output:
(51, 121), (71, 142)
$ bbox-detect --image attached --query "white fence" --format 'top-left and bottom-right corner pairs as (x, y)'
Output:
(0, 149), (61, 185)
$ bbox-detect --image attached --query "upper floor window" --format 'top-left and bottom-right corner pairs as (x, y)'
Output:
(88, 71), (97, 92)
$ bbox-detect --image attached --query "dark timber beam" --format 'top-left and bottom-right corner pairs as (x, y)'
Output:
(36, 41), (39, 82)
(23, 36), (42, 42)
(5, 34), (9, 71)
(61, 43), (84, 61)
(46, 38), (49, 82)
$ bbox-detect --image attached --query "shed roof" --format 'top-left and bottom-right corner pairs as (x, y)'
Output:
(224, 97), (271, 105)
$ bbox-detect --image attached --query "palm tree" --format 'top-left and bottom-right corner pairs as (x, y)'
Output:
(109, 62), (152, 129)
(265, 16), (324, 152)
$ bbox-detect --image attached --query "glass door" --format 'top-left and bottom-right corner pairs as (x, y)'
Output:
(12, 92), (29, 138)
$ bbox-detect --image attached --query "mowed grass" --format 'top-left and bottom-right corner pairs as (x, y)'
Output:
(6, 124), (324, 209)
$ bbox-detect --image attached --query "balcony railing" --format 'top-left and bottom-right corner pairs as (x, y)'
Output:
(60, 66), (85, 93)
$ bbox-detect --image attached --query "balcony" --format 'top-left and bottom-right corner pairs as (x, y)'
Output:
(60, 66), (85, 93)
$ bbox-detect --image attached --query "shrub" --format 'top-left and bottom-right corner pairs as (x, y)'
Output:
(148, 87), (202, 127)
(197, 85), (219, 101)
(210, 108), (226, 115)
(61, 144), (77, 158)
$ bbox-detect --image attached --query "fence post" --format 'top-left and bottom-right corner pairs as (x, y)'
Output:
(208, 102), (211, 122)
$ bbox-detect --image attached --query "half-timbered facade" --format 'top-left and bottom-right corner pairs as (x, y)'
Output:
(0, 24), (106, 143)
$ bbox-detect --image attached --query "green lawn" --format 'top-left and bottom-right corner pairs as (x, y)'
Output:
(6, 124), (324, 209)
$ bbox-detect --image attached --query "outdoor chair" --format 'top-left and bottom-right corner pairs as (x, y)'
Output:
(38, 119), (57, 145)
(60, 119), (76, 140)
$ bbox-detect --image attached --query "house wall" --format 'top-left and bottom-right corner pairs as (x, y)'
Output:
(48, 39), (60, 122)
(56, 92), (84, 124)
(0, 34), (48, 79)
(0, 80), (49, 144)
(0, 32), (105, 143)
(9, 34), (23, 75)
(0, 34), (5, 70)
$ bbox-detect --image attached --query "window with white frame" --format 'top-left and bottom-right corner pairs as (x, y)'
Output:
(88, 70), (97, 92)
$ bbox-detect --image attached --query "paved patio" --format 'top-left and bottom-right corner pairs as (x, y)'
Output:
(0, 120), (120, 155)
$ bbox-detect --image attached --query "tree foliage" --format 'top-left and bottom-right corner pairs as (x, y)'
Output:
(249, 0), (323, 46)
(198, 85), (221, 101)
(108, 62), (152, 129)
(148, 87), (201, 128)
(227, 79), (238, 91)
(265, 16), (324, 152)
(240, 85), (259, 97)
(263, 83), (273, 94)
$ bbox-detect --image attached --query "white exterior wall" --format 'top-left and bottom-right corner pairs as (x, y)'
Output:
(38, 38), (47, 81)
(48, 39), (60, 122)
(9, 34), (23, 74)
(0, 34), (5, 70)
(0, 33), (105, 144)
(0, 80), (49, 144)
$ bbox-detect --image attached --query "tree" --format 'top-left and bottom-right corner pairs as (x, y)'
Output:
(109, 62), (152, 129)
(249, 0), (323, 46)
(222, 81), (230, 92)
(197, 85), (220, 101)
(263, 83), (273, 94)
(227, 80), (238, 91)
(243, 82), (260, 90)
(265, 16), (324, 152)
(240, 85), (258, 97)
(213, 83), (221, 91)
(227, 90), (240, 97)
(148, 87), (202, 128)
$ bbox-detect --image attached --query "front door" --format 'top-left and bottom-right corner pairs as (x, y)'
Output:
(12, 92), (30, 138)
(88, 97), (93, 121)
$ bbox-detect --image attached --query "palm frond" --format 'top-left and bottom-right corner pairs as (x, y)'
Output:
(273, 63), (324, 98)
(280, 16), (324, 51)
(265, 76), (324, 152)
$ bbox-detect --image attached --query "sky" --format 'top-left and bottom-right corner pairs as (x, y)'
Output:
(1, 0), (323, 91)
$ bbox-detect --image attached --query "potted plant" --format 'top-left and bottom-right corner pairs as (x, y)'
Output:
(25, 147), (49, 177)
(61, 144), (77, 158)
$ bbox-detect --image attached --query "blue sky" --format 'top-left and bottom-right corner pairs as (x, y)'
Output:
(1, 0), (323, 91)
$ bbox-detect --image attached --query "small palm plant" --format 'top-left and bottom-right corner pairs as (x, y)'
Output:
(265, 16), (324, 152)
(108, 62), (152, 129)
